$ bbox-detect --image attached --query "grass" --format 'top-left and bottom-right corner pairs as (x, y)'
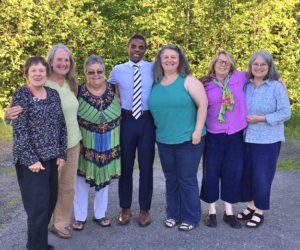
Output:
(0, 120), (12, 140)
(6, 167), (16, 177)
(277, 159), (300, 171)
(0, 106), (13, 140)
(285, 105), (300, 140)
(0, 193), (22, 217)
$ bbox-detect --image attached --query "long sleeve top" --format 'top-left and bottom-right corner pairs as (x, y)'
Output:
(12, 86), (67, 167)
(244, 79), (291, 143)
(6, 79), (81, 149)
(204, 71), (249, 135)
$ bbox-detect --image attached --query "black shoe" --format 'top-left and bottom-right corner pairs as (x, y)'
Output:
(204, 214), (217, 227)
(48, 244), (55, 250)
(223, 212), (241, 229)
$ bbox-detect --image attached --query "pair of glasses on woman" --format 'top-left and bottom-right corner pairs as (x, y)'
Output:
(252, 63), (268, 68)
(217, 59), (230, 66)
(87, 70), (104, 75)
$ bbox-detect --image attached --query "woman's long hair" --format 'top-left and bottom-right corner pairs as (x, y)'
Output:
(47, 44), (78, 93)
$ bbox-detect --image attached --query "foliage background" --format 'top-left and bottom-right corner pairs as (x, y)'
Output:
(0, 0), (299, 109)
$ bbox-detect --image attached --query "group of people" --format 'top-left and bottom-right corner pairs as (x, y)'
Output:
(5, 34), (291, 250)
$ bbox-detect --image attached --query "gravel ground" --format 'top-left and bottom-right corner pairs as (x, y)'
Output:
(0, 139), (299, 250)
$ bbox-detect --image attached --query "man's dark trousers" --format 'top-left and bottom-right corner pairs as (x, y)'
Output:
(119, 111), (155, 211)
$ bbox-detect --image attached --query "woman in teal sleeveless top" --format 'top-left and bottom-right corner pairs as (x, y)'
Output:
(148, 45), (207, 231)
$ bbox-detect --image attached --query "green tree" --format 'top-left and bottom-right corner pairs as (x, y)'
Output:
(0, 0), (299, 108)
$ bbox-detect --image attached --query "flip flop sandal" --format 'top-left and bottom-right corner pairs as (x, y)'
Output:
(178, 223), (195, 231)
(94, 217), (111, 227)
(72, 221), (86, 231)
(164, 218), (178, 228)
(237, 207), (255, 221)
(246, 213), (264, 228)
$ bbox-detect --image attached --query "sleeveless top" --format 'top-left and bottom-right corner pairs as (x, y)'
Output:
(77, 82), (121, 190)
(148, 75), (206, 144)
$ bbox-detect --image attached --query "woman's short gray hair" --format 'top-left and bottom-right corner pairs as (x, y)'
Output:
(247, 50), (280, 80)
(153, 45), (191, 82)
(84, 55), (105, 73)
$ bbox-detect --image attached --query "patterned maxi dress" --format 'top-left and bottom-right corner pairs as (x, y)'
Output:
(77, 82), (121, 190)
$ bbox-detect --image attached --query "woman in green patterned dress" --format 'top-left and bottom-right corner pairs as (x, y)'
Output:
(72, 55), (121, 230)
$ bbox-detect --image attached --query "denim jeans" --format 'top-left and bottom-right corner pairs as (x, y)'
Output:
(157, 137), (205, 226)
(200, 131), (244, 203)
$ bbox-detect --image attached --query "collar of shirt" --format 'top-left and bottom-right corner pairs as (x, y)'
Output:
(209, 73), (232, 83)
(128, 59), (144, 67)
(248, 78), (272, 87)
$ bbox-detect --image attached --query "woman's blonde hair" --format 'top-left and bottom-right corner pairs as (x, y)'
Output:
(208, 50), (236, 76)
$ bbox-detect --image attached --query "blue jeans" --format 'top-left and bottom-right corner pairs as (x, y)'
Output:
(157, 137), (205, 226)
(200, 131), (244, 203)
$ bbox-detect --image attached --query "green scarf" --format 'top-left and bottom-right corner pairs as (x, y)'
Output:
(212, 75), (234, 123)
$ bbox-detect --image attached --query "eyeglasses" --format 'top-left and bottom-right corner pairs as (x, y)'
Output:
(87, 70), (104, 75)
(252, 63), (268, 68)
(216, 59), (230, 66)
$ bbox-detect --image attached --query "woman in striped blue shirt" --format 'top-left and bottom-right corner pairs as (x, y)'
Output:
(237, 50), (291, 228)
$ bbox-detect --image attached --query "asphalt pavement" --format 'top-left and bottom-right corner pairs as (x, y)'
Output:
(0, 170), (300, 250)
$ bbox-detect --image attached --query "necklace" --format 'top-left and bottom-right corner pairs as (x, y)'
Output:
(26, 86), (47, 100)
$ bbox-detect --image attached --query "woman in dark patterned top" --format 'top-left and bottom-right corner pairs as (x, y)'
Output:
(12, 57), (67, 250)
(6, 45), (81, 239)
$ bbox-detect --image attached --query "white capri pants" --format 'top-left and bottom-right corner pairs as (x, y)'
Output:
(73, 176), (108, 221)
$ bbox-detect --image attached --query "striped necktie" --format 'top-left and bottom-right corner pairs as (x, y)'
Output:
(132, 64), (142, 119)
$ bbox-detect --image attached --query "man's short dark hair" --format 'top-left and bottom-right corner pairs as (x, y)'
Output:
(128, 34), (146, 46)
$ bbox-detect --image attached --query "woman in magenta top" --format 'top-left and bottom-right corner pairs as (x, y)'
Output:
(200, 50), (248, 228)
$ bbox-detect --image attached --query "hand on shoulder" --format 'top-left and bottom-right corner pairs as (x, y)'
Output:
(5, 100), (23, 120)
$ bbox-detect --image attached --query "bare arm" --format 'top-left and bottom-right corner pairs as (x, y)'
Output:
(185, 75), (208, 144)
